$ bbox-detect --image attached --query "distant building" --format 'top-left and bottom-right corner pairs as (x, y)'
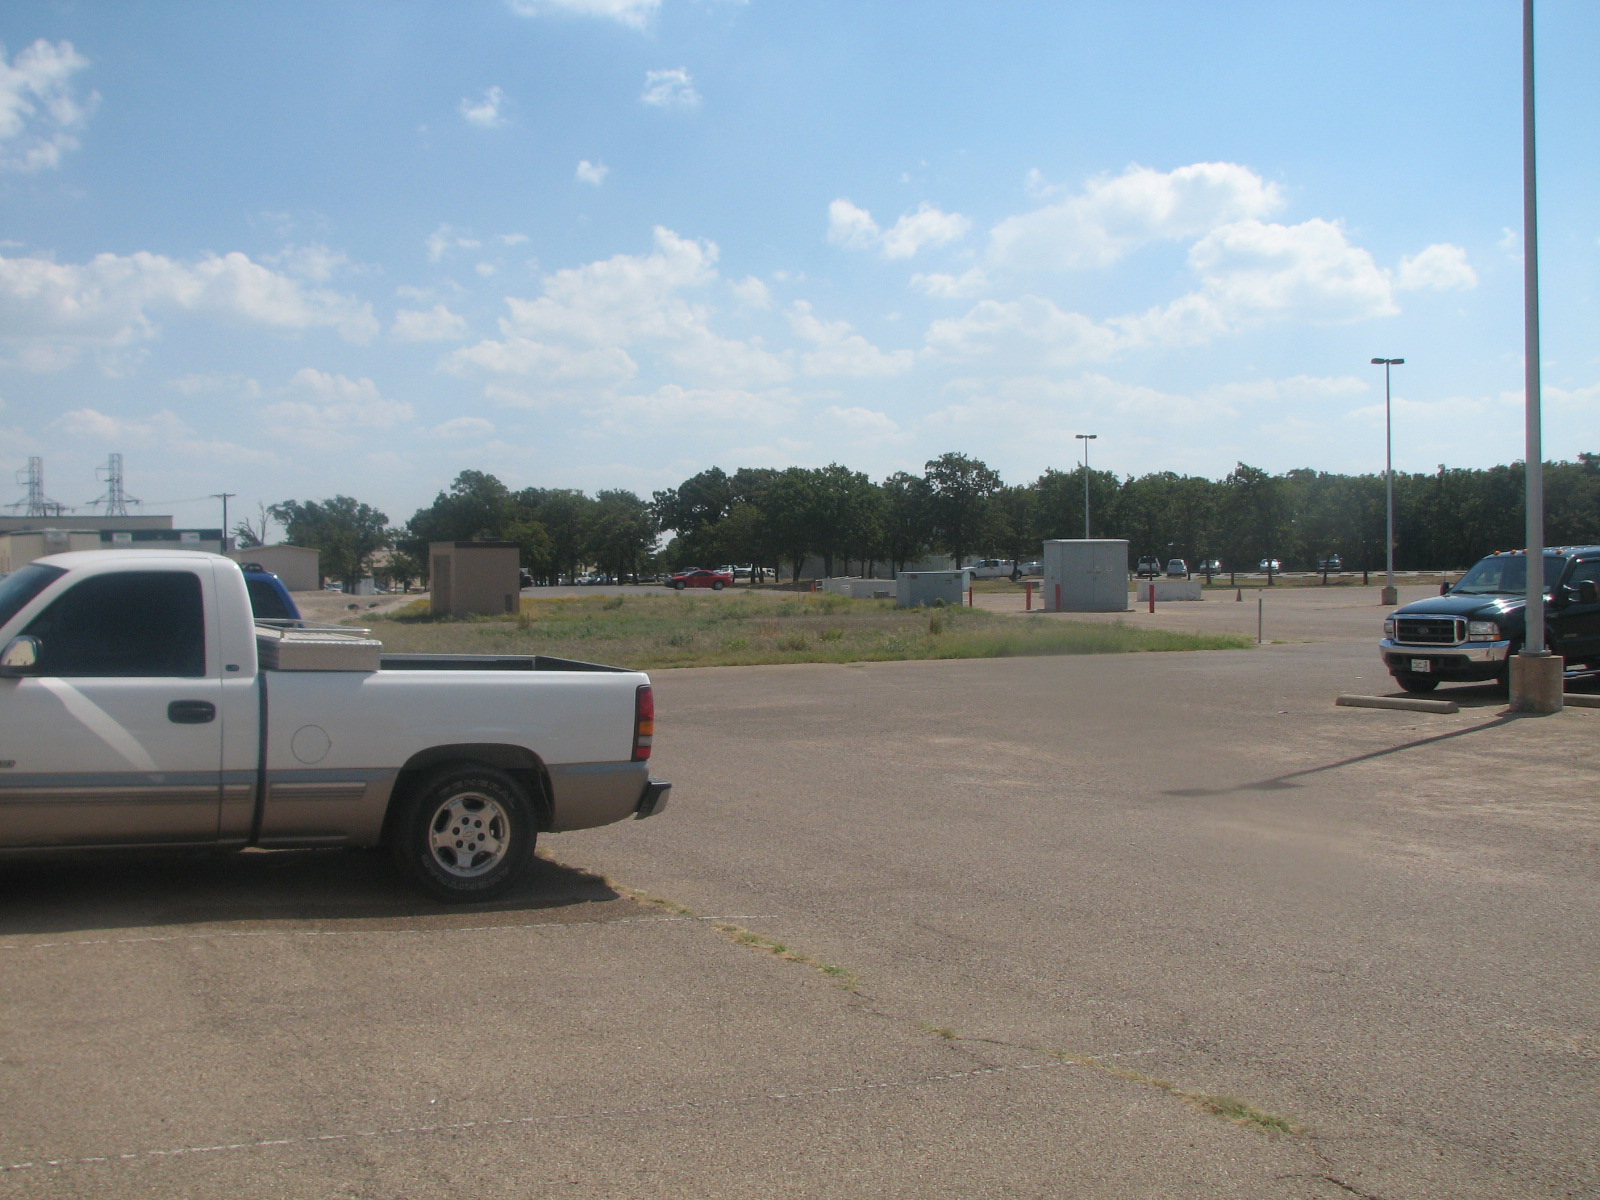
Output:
(225, 544), (320, 591)
(0, 514), (223, 572)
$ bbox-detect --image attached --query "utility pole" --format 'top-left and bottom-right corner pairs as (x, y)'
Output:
(1074, 433), (1097, 539)
(211, 492), (237, 553)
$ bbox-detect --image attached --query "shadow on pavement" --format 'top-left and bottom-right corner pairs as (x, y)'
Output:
(1164, 712), (1521, 798)
(0, 845), (625, 937)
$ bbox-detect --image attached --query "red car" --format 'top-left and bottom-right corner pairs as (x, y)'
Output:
(669, 567), (732, 591)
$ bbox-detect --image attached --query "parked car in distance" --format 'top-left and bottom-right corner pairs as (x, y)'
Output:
(669, 567), (732, 591)
(1019, 561), (1042, 576)
(1258, 558), (1283, 573)
(1165, 558), (1189, 578)
(1135, 555), (1163, 578)
(966, 558), (1012, 580)
(1195, 559), (1222, 576)
(1318, 554), (1343, 572)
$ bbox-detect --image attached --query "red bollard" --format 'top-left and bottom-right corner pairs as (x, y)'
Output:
(967, 586), (973, 607)
(1025, 581), (1033, 611)
(1054, 583), (1061, 612)
(1148, 586), (1155, 614)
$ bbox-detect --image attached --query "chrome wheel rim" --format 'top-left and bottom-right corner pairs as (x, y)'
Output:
(427, 791), (511, 878)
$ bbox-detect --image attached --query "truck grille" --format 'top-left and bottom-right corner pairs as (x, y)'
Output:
(1396, 616), (1464, 645)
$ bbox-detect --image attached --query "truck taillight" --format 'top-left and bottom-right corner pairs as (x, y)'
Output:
(632, 685), (655, 761)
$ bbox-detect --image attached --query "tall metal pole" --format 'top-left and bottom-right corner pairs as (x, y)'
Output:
(1371, 358), (1402, 606)
(1521, 0), (1545, 658)
(1511, 0), (1561, 711)
(1075, 433), (1096, 539)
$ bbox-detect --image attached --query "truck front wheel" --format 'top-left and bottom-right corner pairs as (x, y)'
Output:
(391, 763), (536, 902)
(1391, 672), (1441, 693)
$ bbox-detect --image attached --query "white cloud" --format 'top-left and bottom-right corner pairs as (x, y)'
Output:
(434, 416), (496, 439)
(576, 159), (609, 186)
(392, 304), (468, 342)
(0, 39), (98, 172)
(448, 227), (791, 389)
(506, 0), (659, 30)
(826, 199), (879, 250)
(986, 161), (1284, 273)
(1396, 243), (1477, 292)
(788, 301), (913, 377)
(910, 267), (989, 298)
(459, 86), (508, 127)
(52, 407), (276, 464)
(266, 243), (352, 283)
(827, 199), (969, 259)
(881, 204), (971, 259)
(260, 369), (413, 446)
(641, 68), (700, 110)
(925, 295), (1123, 367)
(499, 232), (530, 247)
(0, 250), (379, 357)
(425, 224), (482, 263)
(587, 384), (800, 431)
(822, 405), (899, 436)
(1121, 218), (1397, 347)
(730, 276), (771, 309)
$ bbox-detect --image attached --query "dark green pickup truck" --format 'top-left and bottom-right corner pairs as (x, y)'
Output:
(1380, 547), (1600, 692)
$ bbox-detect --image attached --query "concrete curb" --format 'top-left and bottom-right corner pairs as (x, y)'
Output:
(1562, 693), (1600, 709)
(1336, 694), (1460, 714)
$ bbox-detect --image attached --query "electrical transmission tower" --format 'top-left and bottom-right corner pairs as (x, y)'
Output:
(90, 453), (140, 516)
(7, 457), (69, 517)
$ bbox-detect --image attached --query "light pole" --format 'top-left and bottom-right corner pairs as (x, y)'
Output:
(1075, 433), (1097, 539)
(1370, 359), (1403, 605)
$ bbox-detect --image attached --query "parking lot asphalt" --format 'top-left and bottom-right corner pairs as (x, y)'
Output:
(3, 598), (1597, 1198)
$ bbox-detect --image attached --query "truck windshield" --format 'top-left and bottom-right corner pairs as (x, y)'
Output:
(1451, 555), (1566, 596)
(0, 563), (66, 628)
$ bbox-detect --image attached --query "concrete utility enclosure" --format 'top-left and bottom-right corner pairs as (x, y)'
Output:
(896, 570), (966, 608)
(822, 577), (895, 599)
(1043, 539), (1130, 612)
(1136, 579), (1203, 602)
(430, 541), (520, 618)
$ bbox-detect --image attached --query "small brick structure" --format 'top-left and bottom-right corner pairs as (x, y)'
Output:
(430, 541), (521, 618)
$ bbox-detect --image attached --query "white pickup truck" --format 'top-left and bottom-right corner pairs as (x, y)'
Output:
(0, 551), (670, 901)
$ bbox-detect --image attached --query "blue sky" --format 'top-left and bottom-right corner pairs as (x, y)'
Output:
(0, 0), (1595, 532)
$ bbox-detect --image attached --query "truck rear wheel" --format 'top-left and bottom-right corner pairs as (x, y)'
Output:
(1391, 672), (1440, 693)
(391, 763), (536, 902)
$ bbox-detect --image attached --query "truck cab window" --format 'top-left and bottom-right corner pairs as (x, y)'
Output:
(24, 571), (206, 677)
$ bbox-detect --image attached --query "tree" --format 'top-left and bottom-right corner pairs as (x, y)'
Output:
(584, 489), (656, 581)
(880, 472), (934, 574)
(924, 452), (1002, 567)
(268, 496), (391, 591)
(989, 484), (1040, 574)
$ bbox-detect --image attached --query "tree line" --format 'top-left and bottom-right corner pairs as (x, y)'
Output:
(248, 453), (1600, 590)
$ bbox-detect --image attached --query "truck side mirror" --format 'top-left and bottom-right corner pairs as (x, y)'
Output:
(0, 635), (41, 677)
(1580, 580), (1600, 605)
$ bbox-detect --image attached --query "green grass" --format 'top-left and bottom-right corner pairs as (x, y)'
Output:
(358, 591), (1249, 669)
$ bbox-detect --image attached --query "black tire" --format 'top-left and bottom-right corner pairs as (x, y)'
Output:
(672, 580), (686, 590)
(711, 580), (724, 591)
(1392, 672), (1441, 693)
(390, 763), (536, 903)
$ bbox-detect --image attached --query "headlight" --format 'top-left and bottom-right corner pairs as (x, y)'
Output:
(1383, 618), (1395, 638)
(1467, 620), (1499, 641)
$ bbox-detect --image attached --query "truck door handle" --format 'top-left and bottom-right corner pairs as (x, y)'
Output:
(168, 700), (216, 725)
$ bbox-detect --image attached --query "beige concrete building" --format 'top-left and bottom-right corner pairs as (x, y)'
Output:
(429, 541), (520, 618)
(226, 544), (320, 591)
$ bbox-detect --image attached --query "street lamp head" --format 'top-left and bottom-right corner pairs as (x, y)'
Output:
(1075, 433), (1097, 440)
(1371, 357), (1404, 365)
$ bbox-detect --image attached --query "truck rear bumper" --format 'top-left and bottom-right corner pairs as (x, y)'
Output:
(635, 778), (671, 819)
(1380, 638), (1511, 679)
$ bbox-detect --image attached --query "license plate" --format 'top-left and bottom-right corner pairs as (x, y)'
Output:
(1410, 658), (1433, 674)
